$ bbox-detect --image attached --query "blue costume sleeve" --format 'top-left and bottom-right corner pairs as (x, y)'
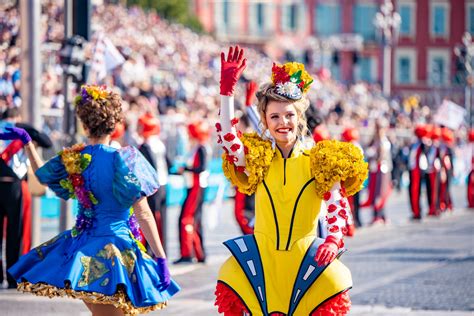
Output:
(34, 155), (70, 200)
(113, 146), (159, 208)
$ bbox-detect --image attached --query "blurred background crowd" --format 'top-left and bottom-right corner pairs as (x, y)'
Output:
(1, 0), (473, 224)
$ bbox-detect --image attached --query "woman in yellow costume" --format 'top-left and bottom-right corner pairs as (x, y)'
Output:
(214, 46), (368, 316)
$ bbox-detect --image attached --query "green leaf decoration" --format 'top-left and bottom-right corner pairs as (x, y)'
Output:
(303, 79), (314, 90)
(71, 227), (78, 237)
(60, 179), (74, 193)
(89, 192), (98, 205)
(290, 70), (302, 83)
(74, 95), (82, 106)
(80, 154), (92, 171)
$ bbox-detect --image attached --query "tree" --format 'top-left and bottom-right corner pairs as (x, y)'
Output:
(126, 0), (203, 32)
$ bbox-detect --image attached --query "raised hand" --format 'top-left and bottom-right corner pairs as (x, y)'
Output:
(0, 126), (32, 145)
(156, 257), (171, 290)
(314, 235), (341, 267)
(245, 80), (258, 106)
(220, 46), (247, 96)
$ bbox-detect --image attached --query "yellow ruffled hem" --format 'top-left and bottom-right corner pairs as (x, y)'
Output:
(17, 281), (167, 315)
(310, 140), (368, 197)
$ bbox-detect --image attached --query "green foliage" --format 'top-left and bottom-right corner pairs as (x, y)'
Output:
(126, 0), (203, 32)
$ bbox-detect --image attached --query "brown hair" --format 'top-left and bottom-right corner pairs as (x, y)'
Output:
(255, 83), (310, 138)
(75, 91), (123, 139)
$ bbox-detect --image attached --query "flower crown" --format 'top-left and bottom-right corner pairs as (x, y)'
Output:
(74, 84), (110, 106)
(271, 62), (313, 100)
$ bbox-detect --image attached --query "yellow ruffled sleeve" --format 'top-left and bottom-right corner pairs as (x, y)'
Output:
(222, 132), (274, 195)
(310, 140), (368, 197)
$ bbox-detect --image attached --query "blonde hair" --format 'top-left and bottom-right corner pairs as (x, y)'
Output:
(255, 83), (310, 138)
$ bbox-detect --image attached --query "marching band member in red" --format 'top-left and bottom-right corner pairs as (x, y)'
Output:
(174, 121), (210, 264)
(438, 127), (454, 212)
(408, 124), (431, 220)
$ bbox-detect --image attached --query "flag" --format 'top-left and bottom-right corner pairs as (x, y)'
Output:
(88, 33), (125, 83)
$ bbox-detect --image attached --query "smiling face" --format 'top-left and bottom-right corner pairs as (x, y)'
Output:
(264, 100), (299, 147)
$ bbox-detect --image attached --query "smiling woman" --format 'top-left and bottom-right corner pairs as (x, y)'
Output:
(214, 46), (368, 316)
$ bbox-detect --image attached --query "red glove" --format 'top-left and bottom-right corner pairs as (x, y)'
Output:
(245, 81), (258, 106)
(315, 235), (342, 267)
(220, 46), (247, 96)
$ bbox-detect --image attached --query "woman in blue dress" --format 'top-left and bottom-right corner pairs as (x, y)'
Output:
(0, 85), (180, 315)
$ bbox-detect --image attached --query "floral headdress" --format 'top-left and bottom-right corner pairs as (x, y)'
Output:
(74, 84), (110, 106)
(271, 62), (313, 100)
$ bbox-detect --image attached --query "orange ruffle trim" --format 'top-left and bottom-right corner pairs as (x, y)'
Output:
(17, 281), (167, 315)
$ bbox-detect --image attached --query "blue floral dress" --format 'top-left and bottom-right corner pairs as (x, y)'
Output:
(8, 144), (180, 315)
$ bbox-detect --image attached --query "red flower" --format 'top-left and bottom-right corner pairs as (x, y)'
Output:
(231, 118), (239, 126)
(338, 209), (348, 220)
(340, 199), (347, 208)
(298, 81), (305, 89)
(323, 192), (332, 201)
(223, 133), (236, 142)
(329, 225), (340, 233)
(215, 123), (222, 133)
(226, 154), (238, 163)
(236, 166), (246, 173)
(70, 174), (84, 187)
(341, 226), (348, 235)
(272, 63), (290, 84)
(328, 204), (337, 213)
(230, 143), (241, 152)
(327, 216), (337, 224)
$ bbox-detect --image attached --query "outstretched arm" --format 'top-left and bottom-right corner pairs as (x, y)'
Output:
(218, 46), (247, 172)
(0, 126), (44, 171)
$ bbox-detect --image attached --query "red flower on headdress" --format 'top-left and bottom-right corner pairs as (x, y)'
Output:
(272, 63), (290, 84)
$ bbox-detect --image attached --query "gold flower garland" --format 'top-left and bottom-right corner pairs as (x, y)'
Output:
(222, 132), (274, 195)
(310, 140), (368, 197)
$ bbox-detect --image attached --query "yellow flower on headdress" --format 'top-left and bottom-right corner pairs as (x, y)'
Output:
(84, 85), (109, 100)
(271, 62), (314, 97)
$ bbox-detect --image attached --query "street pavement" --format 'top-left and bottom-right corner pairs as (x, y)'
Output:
(1, 185), (473, 315)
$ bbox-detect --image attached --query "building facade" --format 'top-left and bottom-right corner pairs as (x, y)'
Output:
(192, 0), (473, 105)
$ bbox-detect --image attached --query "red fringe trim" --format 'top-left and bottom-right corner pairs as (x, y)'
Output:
(311, 291), (351, 316)
(215, 282), (249, 316)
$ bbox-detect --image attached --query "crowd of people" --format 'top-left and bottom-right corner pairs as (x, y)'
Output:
(1, 1), (474, 315)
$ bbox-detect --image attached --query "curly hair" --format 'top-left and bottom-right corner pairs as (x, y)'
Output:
(75, 91), (123, 139)
(255, 83), (310, 138)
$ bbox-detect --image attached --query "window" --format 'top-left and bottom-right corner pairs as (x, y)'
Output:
(427, 49), (450, 86)
(315, 4), (341, 36)
(431, 3), (449, 37)
(257, 3), (264, 29)
(353, 4), (377, 41)
(468, 4), (474, 34)
(249, 2), (275, 35)
(395, 48), (416, 84)
(399, 58), (411, 83)
(399, 5), (412, 35)
(281, 3), (300, 32)
(354, 57), (376, 83)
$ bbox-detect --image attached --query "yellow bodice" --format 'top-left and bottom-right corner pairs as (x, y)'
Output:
(254, 145), (321, 251)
